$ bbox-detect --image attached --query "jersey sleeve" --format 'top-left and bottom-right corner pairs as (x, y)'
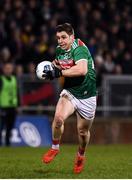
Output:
(73, 46), (91, 63)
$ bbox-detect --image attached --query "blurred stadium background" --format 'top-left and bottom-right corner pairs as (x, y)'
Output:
(0, 0), (132, 147)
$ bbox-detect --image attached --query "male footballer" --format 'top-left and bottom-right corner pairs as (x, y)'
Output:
(42, 23), (97, 174)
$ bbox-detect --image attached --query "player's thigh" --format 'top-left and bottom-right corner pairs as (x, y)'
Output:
(76, 112), (93, 132)
(54, 96), (75, 121)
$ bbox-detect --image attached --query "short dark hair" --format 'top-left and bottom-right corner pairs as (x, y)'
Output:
(56, 23), (74, 35)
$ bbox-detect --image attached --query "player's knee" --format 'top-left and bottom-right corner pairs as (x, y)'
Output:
(54, 114), (64, 129)
(55, 121), (63, 129)
(78, 128), (88, 137)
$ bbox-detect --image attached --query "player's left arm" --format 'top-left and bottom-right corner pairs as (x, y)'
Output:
(62, 60), (87, 77)
(46, 46), (89, 79)
(62, 46), (89, 77)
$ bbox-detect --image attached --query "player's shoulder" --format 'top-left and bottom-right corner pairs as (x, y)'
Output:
(71, 39), (88, 51)
(71, 39), (88, 55)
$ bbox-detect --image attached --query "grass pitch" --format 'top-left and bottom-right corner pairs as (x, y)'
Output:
(0, 144), (132, 179)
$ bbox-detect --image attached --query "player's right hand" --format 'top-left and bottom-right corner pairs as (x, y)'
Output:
(42, 70), (54, 80)
(42, 65), (62, 80)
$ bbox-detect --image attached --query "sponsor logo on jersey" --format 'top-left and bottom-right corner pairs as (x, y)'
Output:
(59, 59), (74, 69)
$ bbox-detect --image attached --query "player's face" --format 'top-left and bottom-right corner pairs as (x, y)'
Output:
(56, 31), (74, 50)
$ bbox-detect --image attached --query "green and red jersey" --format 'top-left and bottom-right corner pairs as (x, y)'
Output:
(55, 38), (97, 99)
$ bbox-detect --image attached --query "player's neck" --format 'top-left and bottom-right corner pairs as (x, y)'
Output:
(65, 39), (75, 51)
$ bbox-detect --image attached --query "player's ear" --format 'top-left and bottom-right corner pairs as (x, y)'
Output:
(70, 34), (74, 41)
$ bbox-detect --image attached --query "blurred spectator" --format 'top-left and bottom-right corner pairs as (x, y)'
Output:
(95, 55), (105, 88)
(15, 64), (24, 78)
(26, 62), (36, 75)
(103, 53), (115, 74)
(88, 37), (97, 56)
(0, 62), (19, 146)
(114, 64), (122, 75)
(26, 62), (36, 80)
(121, 51), (132, 74)
(0, 47), (12, 63)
